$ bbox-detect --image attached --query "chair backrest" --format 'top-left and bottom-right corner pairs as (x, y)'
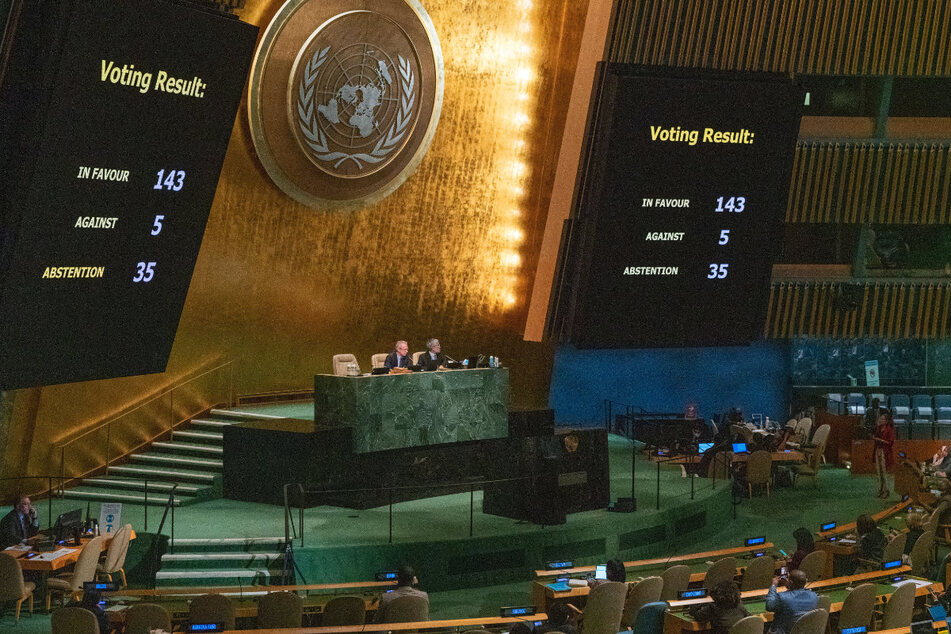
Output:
(125, 603), (172, 634)
(322, 594), (367, 627)
(740, 555), (775, 591)
(703, 557), (737, 589)
(580, 581), (627, 634)
(797, 550), (826, 581)
(728, 615), (765, 634)
(631, 601), (667, 634)
(912, 394), (933, 410)
(257, 591), (303, 628)
(891, 394), (911, 410)
(746, 451), (773, 486)
(708, 452), (733, 480)
(882, 532), (907, 563)
(69, 535), (106, 591)
(660, 565), (691, 601)
(190, 593), (236, 630)
(837, 583), (876, 630)
(332, 354), (360, 376)
(909, 529), (936, 576)
(620, 576), (663, 627)
(810, 424), (831, 447)
(816, 594), (832, 614)
(789, 608), (828, 634)
(101, 524), (132, 573)
(925, 502), (949, 533)
(384, 594), (430, 623)
(52, 606), (100, 634)
(935, 394), (951, 410)
(881, 582), (916, 629)
(412, 351), (425, 365)
(0, 552), (26, 601)
(370, 353), (388, 369)
(796, 418), (813, 440)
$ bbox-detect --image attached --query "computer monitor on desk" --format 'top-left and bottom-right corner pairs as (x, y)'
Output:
(52, 508), (82, 542)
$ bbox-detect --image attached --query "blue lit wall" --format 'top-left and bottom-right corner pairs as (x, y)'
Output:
(549, 342), (790, 426)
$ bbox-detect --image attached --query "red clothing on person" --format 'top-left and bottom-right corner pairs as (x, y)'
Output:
(873, 422), (895, 467)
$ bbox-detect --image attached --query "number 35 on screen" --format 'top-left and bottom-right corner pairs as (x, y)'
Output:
(707, 263), (729, 279)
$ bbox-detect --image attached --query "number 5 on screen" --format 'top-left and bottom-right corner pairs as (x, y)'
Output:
(707, 263), (729, 279)
(719, 229), (730, 245)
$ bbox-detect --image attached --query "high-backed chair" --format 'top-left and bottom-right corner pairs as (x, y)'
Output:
(370, 353), (388, 369)
(703, 557), (737, 589)
(882, 532), (907, 563)
(837, 583), (876, 630)
(846, 393), (866, 415)
(880, 582), (916, 629)
(383, 594), (430, 623)
(794, 418), (813, 443)
(797, 550), (827, 581)
(573, 581), (626, 634)
(729, 615), (765, 634)
(189, 593), (236, 630)
(51, 606), (100, 634)
(97, 523), (132, 587)
(0, 552), (35, 622)
(46, 535), (106, 610)
(620, 576), (663, 628)
(912, 394), (934, 421)
(816, 594), (832, 614)
(790, 608), (828, 634)
(909, 529), (936, 576)
(891, 395), (912, 429)
(632, 601), (667, 634)
(322, 594), (367, 626)
(125, 603), (173, 634)
(258, 591), (303, 628)
(926, 501), (948, 538)
(935, 395), (951, 438)
(793, 443), (823, 488)
(746, 451), (772, 497)
(660, 565), (691, 601)
(805, 424), (831, 463)
(740, 555), (775, 591)
(332, 354), (360, 376)
(708, 452), (733, 481)
(411, 351), (425, 365)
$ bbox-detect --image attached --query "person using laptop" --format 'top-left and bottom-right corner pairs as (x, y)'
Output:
(417, 338), (446, 371)
(0, 494), (38, 548)
(383, 340), (411, 370)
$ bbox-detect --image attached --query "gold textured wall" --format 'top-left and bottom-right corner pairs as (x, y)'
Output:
(3, 0), (589, 488)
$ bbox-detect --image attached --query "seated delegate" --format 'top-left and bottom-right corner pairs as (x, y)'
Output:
(765, 570), (818, 634)
(417, 338), (446, 371)
(384, 340), (411, 370)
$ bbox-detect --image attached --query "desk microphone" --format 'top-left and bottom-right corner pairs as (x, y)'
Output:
(444, 354), (458, 364)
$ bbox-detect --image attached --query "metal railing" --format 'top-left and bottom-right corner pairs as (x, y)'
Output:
(54, 360), (234, 492)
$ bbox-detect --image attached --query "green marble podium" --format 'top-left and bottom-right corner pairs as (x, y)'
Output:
(313, 368), (509, 453)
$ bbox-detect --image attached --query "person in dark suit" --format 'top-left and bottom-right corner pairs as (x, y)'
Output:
(417, 338), (445, 371)
(383, 340), (411, 370)
(0, 495), (39, 548)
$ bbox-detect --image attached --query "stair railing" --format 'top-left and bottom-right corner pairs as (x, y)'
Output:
(54, 360), (234, 494)
(155, 483), (178, 554)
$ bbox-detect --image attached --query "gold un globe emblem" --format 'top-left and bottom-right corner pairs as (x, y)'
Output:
(248, 0), (444, 207)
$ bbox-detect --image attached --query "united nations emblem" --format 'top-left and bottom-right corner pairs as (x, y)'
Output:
(248, 0), (443, 206)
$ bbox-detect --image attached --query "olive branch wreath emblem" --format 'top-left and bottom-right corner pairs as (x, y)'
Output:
(296, 46), (416, 170)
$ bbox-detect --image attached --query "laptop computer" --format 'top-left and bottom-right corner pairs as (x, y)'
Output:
(594, 564), (607, 580)
(698, 442), (714, 453)
(732, 442), (748, 454)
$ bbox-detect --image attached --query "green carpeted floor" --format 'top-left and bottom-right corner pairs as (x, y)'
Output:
(2, 408), (904, 631)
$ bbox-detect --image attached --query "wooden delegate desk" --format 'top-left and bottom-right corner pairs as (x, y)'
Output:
(533, 544), (777, 612)
(658, 451), (803, 466)
(664, 566), (941, 634)
(216, 614), (550, 634)
(313, 368), (509, 453)
(814, 500), (910, 578)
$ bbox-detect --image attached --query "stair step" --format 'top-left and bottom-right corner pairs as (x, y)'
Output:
(173, 430), (223, 442)
(131, 453), (223, 469)
(172, 537), (286, 547)
(189, 418), (234, 429)
(210, 408), (286, 420)
(109, 465), (217, 482)
(62, 487), (186, 506)
(168, 537), (286, 553)
(155, 569), (272, 586)
(160, 552), (283, 569)
(81, 478), (203, 494)
(152, 441), (223, 455)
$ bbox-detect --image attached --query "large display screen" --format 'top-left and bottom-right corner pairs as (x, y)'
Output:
(559, 66), (802, 348)
(0, 0), (257, 388)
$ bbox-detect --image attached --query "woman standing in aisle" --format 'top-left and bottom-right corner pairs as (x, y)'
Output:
(873, 410), (895, 499)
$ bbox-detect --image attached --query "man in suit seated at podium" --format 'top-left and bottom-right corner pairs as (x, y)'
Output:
(384, 340), (411, 370)
(417, 338), (446, 371)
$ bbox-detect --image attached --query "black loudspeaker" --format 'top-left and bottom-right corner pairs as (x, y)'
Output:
(508, 409), (555, 437)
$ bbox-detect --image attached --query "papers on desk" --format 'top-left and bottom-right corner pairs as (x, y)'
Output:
(894, 578), (933, 589)
(838, 538), (856, 545)
(5, 544), (31, 551)
(31, 547), (75, 561)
